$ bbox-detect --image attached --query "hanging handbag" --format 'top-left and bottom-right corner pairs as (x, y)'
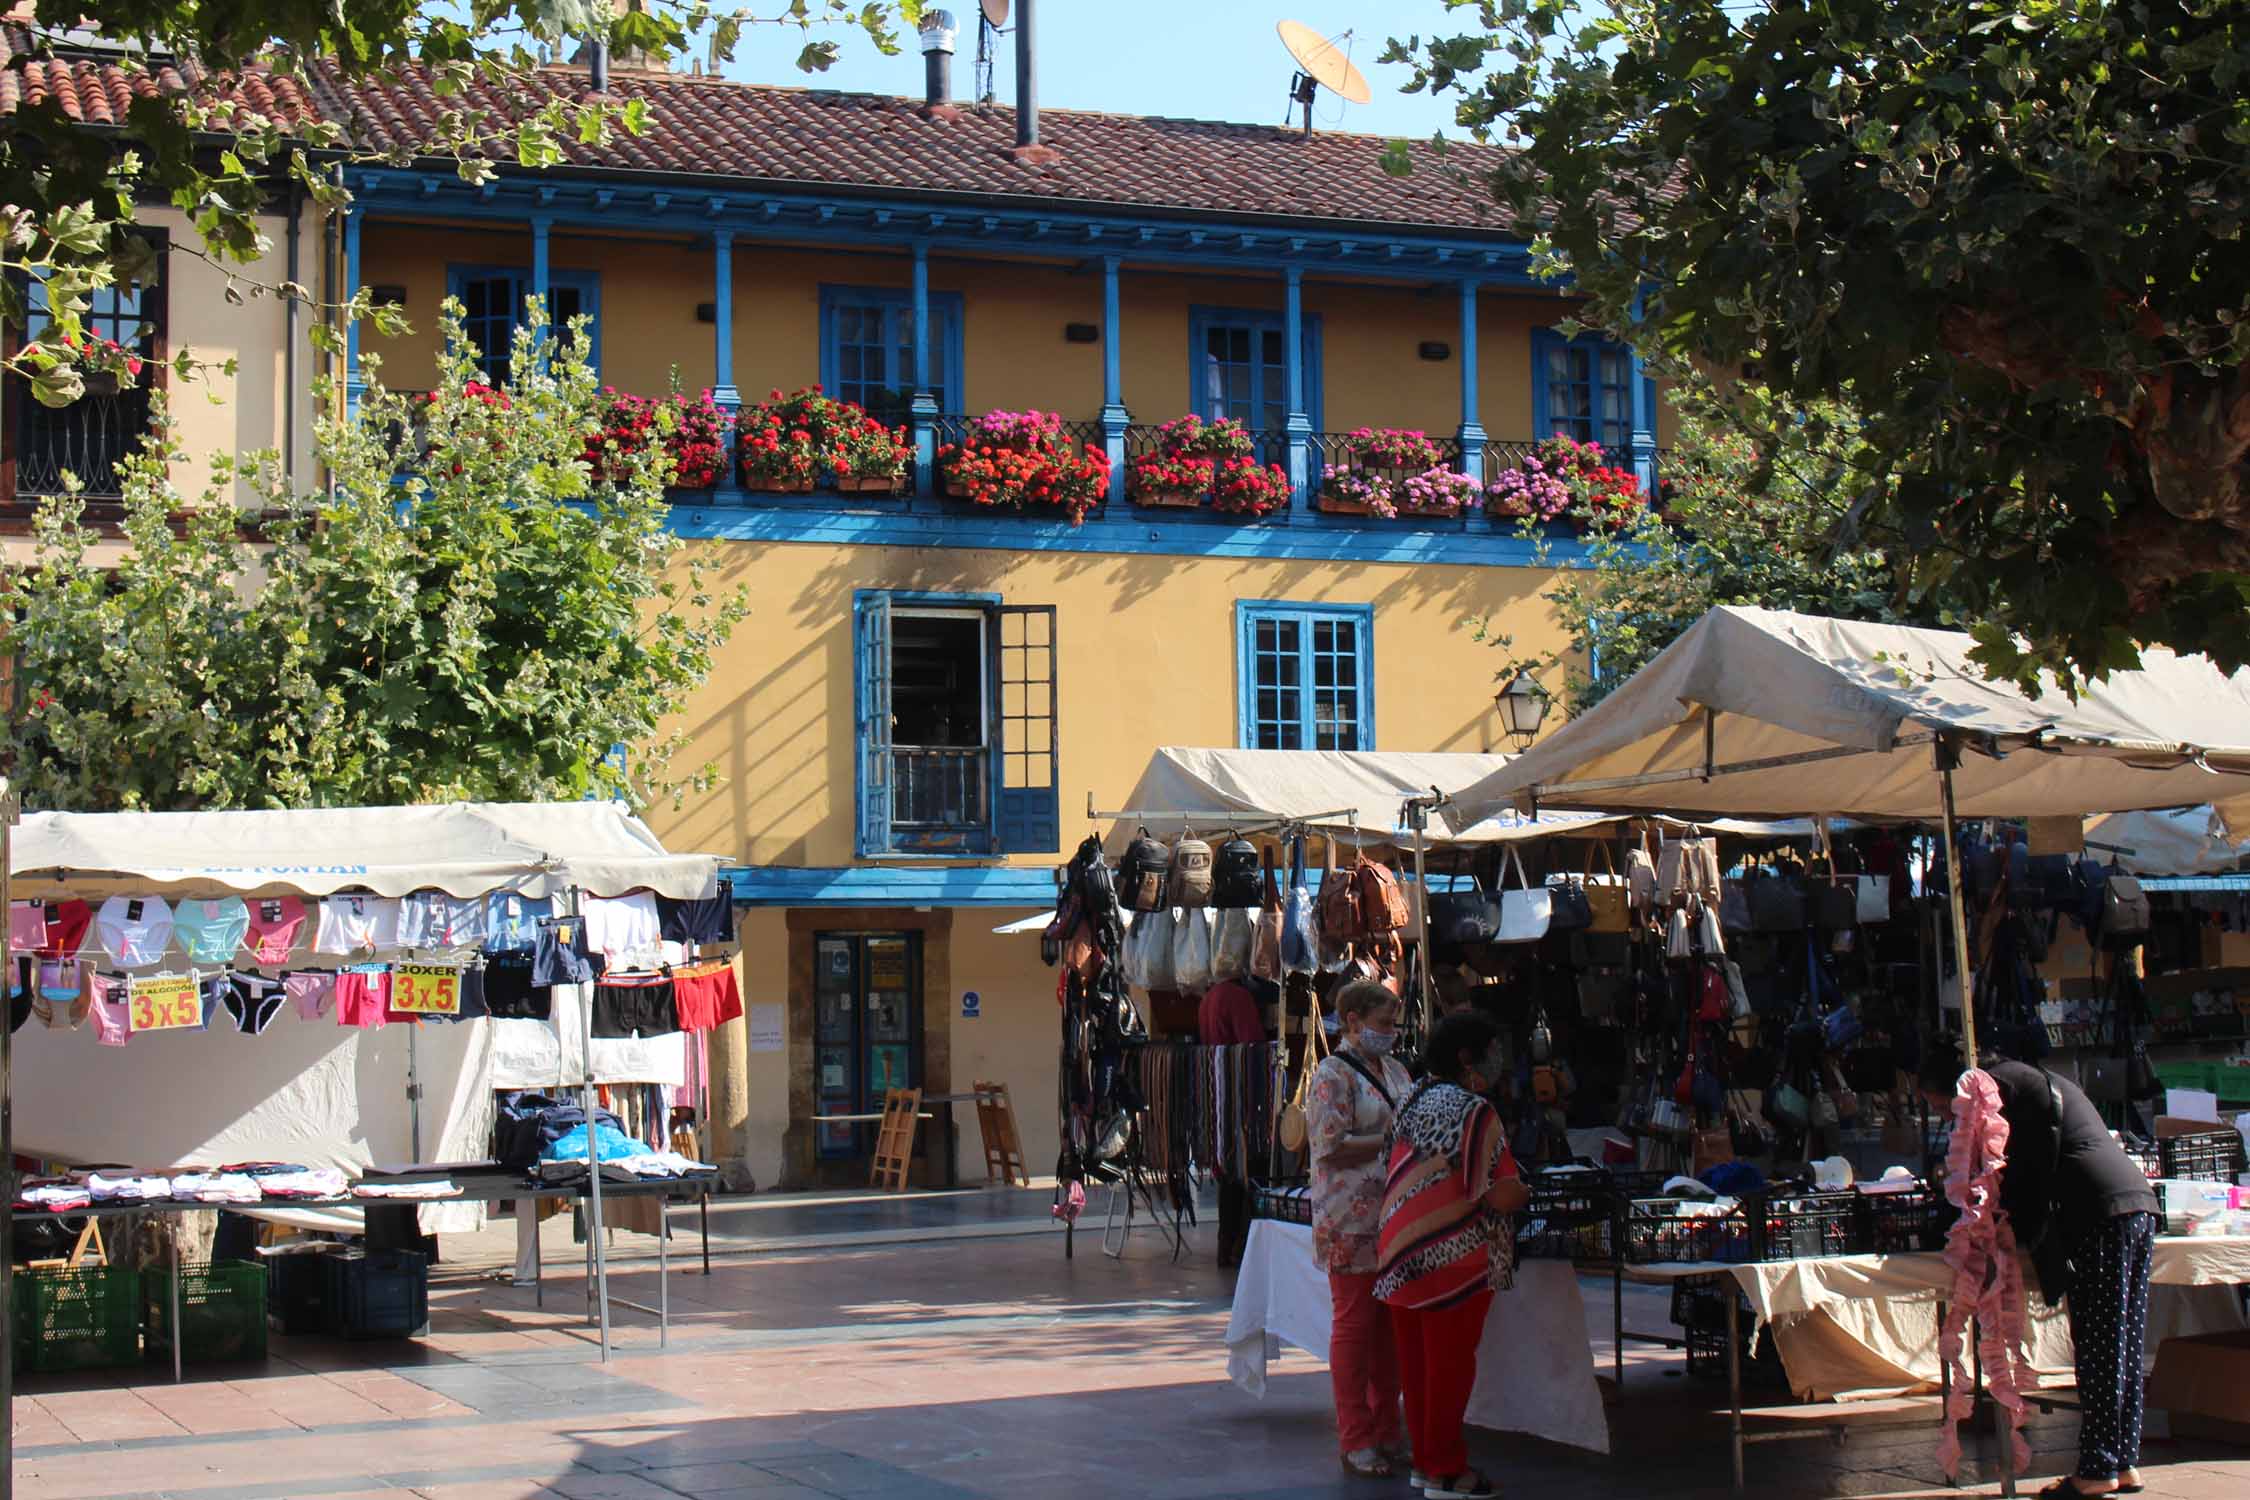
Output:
(2102, 875), (2151, 948)
(1546, 862), (1594, 933)
(1281, 835), (1320, 976)
(1696, 901), (1726, 957)
(1718, 878), (1752, 935)
(1826, 1062), (1860, 1122)
(1722, 958), (1753, 1021)
(1584, 842), (1630, 934)
(1768, 1078), (1811, 1131)
(1748, 869), (1808, 932)
(1855, 874), (1891, 924)
(1171, 904), (1214, 993)
(1211, 905), (1254, 980)
(1658, 834), (1723, 904)
(1494, 846), (1553, 945)
(1810, 1085), (1841, 1130)
(1275, 1004), (1328, 1153)
(1665, 907), (1692, 960)
(1135, 906), (1177, 991)
(1697, 965), (1729, 1024)
(1430, 875), (1503, 947)
(1627, 829), (1660, 914)
(1814, 876), (1858, 931)
(1250, 847), (1285, 982)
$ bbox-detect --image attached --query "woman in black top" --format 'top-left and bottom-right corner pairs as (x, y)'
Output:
(1922, 1043), (2161, 1498)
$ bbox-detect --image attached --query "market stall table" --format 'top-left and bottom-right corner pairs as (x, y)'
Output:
(1625, 1237), (2250, 1492)
(1225, 1218), (1611, 1456)
(11, 1167), (721, 1382)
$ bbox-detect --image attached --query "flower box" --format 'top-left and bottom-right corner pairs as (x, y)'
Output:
(835, 474), (900, 494)
(1136, 489), (1208, 510)
(1317, 493), (1383, 516)
(747, 476), (815, 494)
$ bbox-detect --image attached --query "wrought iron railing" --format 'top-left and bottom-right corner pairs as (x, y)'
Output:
(892, 746), (987, 830)
(12, 387), (152, 500)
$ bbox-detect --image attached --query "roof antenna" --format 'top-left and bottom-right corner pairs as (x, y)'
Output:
(975, 0), (1009, 106)
(1277, 20), (1371, 135)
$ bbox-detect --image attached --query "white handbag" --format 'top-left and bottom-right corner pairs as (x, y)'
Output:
(1171, 905), (1213, 993)
(1210, 907), (1255, 980)
(1855, 875), (1891, 924)
(1495, 846), (1553, 945)
(1134, 906), (1177, 990)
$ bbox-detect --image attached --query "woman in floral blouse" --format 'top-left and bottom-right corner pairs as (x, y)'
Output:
(1308, 979), (1415, 1479)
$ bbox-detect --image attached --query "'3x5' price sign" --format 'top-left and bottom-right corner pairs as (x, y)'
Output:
(129, 974), (203, 1033)
(392, 964), (461, 1016)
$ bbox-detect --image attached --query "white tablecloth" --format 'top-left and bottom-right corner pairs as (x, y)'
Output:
(1224, 1219), (1610, 1455)
(1656, 1237), (2250, 1401)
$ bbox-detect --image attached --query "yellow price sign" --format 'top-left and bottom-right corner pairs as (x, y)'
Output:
(129, 973), (204, 1033)
(391, 963), (461, 1016)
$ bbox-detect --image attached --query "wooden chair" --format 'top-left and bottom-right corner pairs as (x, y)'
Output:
(870, 1087), (924, 1191)
(974, 1080), (1030, 1188)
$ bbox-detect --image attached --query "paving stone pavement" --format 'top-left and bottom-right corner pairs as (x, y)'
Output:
(9, 1192), (2246, 1500)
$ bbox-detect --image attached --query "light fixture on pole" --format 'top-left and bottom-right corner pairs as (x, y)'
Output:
(1495, 672), (1551, 749)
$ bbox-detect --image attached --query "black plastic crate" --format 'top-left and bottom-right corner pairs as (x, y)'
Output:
(1685, 1321), (1789, 1389)
(1252, 1183), (1311, 1225)
(1856, 1182), (1954, 1254)
(1623, 1197), (1757, 1264)
(322, 1249), (428, 1339)
(1759, 1190), (1859, 1262)
(1524, 1166), (1614, 1228)
(2119, 1136), (2162, 1183)
(2159, 1129), (2248, 1184)
(1516, 1217), (1614, 1262)
(263, 1247), (332, 1336)
(1669, 1274), (1734, 1331)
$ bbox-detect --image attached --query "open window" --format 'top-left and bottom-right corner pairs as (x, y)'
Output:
(854, 592), (1058, 856)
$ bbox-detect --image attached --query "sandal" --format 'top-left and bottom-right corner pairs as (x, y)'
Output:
(1339, 1449), (1396, 1480)
(1424, 1470), (1498, 1499)
(2118, 1471), (2145, 1495)
(2036, 1481), (2116, 1499)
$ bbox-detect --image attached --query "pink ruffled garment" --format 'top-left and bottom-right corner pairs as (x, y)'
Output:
(1935, 1067), (2036, 1479)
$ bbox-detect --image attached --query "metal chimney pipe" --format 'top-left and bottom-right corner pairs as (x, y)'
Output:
(589, 38), (610, 93)
(1014, 0), (1037, 148)
(919, 10), (957, 109)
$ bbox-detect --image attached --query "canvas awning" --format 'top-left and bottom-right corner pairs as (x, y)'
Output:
(7, 800), (724, 899)
(2084, 807), (2250, 877)
(1448, 607), (2250, 824)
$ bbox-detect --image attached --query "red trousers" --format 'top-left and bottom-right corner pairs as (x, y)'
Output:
(1328, 1271), (1402, 1453)
(1389, 1290), (1493, 1479)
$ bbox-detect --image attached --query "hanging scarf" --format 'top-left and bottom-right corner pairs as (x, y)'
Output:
(1935, 1067), (2034, 1480)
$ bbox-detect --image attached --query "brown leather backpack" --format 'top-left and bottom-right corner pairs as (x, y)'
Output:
(1316, 835), (1363, 947)
(1353, 855), (1410, 935)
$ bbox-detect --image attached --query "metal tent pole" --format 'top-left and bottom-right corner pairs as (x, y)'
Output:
(1, 783), (16, 1500)
(1407, 797), (1436, 1037)
(566, 885), (612, 1361)
(1936, 745), (1980, 1070)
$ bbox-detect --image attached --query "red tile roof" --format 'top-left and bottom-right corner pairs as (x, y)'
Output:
(1, 19), (1519, 235)
(313, 64), (1518, 234)
(0, 24), (319, 128)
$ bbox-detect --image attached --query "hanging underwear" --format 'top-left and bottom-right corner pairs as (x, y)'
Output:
(483, 893), (552, 953)
(95, 896), (172, 966)
(315, 896), (400, 956)
(87, 972), (130, 1046)
(333, 967), (392, 1028)
(670, 960), (744, 1031)
(657, 879), (735, 945)
(175, 898), (252, 964)
(244, 896), (308, 965)
(33, 959), (89, 1029)
(531, 918), (600, 987)
(38, 899), (95, 961)
(480, 952), (550, 1020)
(285, 969), (335, 1020)
(9, 957), (33, 1034)
(9, 902), (48, 953)
(590, 971), (679, 1039)
(221, 973), (289, 1035)
(396, 892), (485, 950)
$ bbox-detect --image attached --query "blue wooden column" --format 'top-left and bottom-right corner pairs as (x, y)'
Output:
(1457, 279), (1486, 480)
(910, 241), (937, 495)
(710, 228), (745, 505)
(1629, 346), (1658, 497)
(1100, 254), (1127, 505)
(342, 208), (364, 417)
(1283, 265), (1311, 510)
(528, 214), (552, 365)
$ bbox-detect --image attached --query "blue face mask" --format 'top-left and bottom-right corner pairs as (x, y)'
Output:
(1357, 1027), (1397, 1056)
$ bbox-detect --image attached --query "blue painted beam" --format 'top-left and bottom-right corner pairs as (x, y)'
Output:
(1100, 253), (1127, 506)
(1458, 278), (1487, 480)
(725, 865), (1061, 908)
(343, 208), (364, 416)
(1283, 266), (1311, 511)
(347, 169), (1549, 287)
(910, 241), (937, 494)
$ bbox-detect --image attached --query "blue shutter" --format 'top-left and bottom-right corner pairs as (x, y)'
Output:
(853, 592), (893, 856)
(992, 604), (1060, 854)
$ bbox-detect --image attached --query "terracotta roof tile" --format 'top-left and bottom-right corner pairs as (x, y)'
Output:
(2, 29), (1516, 235)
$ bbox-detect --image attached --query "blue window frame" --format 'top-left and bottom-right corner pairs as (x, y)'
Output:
(446, 265), (602, 384)
(853, 590), (1059, 857)
(819, 285), (964, 420)
(1189, 306), (1322, 448)
(1531, 328), (1645, 455)
(1236, 600), (1373, 752)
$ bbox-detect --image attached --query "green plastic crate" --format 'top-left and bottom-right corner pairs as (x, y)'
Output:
(143, 1261), (267, 1364)
(12, 1265), (140, 1373)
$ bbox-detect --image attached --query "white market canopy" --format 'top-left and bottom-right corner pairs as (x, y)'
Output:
(2084, 807), (2250, 877)
(1448, 606), (2250, 825)
(8, 799), (723, 900)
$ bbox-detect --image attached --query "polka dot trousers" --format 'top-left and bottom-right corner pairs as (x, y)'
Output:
(2065, 1210), (2157, 1481)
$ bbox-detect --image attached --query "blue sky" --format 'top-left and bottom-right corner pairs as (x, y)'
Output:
(711, 3), (1475, 141)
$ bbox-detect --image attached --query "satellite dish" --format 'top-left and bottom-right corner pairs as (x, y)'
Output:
(1278, 20), (1371, 133)
(980, 0), (1009, 26)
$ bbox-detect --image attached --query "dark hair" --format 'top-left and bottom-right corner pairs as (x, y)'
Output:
(1421, 1010), (1503, 1082)
(1332, 979), (1397, 1024)
(1917, 1032), (1967, 1097)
